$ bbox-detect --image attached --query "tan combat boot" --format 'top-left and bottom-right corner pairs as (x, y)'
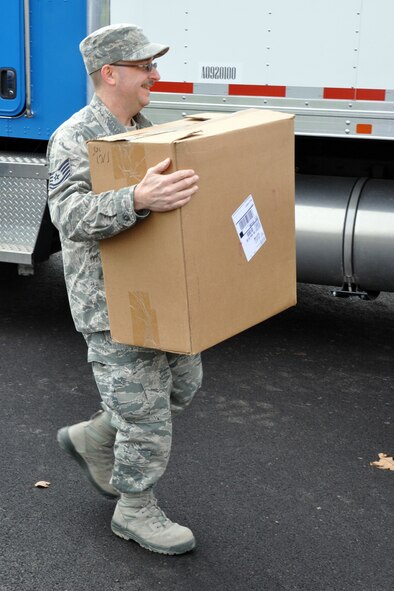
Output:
(111, 491), (196, 554)
(57, 410), (118, 499)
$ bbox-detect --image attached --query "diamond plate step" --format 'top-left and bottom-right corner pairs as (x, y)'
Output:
(0, 153), (49, 264)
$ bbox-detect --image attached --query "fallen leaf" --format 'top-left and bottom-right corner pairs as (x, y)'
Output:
(34, 480), (51, 488)
(370, 453), (394, 471)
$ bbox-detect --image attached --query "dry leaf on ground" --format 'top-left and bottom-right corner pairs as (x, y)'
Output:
(34, 480), (51, 488)
(370, 453), (394, 471)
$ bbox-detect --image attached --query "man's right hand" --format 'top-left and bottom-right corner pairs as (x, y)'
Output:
(133, 158), (199, 212)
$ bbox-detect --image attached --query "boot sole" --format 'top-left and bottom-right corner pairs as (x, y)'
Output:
(57, 427), (118, 500)
(111, 520), (196, 555)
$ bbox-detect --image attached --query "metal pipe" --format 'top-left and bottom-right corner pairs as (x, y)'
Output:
(86, 0), (110, 102)
(295, 174), (394, 293)
(23, 0), (32, 117)
(87, 0), (110, 34)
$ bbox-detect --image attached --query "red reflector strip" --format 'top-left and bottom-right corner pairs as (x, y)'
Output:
(228, 84), (286, 97)
(152, 82), (388, 102)
(323, 87), (386, 101)
(323, 87), (355, 100)
(152, 81), (194, 93)
(356, 124), (373, 134)
(355, 89), (386, 101)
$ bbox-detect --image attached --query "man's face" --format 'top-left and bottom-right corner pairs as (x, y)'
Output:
(111, 59), (161, 115)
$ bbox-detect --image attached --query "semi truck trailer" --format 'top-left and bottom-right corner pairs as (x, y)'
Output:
(1, 0), (394, 299)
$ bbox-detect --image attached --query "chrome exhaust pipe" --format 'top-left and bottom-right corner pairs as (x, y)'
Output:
(295, 175), (394, 294)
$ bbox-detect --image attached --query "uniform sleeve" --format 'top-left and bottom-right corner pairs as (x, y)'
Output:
(47, 125), (149, 242)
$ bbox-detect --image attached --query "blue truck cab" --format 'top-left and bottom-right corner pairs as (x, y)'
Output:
(0, 0), (90, 271)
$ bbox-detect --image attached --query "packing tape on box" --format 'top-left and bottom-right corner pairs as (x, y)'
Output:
(113, 143), (148, 182)
(128, 291), (160, 348)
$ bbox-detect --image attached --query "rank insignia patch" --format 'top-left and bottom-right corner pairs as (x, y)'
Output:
(49, 159), (71, 189)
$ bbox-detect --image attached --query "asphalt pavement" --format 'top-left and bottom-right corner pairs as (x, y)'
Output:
(0, 253), (393, 591)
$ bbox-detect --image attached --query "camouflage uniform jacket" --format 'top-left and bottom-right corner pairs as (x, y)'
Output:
(47, 93), (151, 334)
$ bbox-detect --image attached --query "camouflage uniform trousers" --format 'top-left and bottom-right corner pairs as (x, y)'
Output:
(86, 332), (203, 494)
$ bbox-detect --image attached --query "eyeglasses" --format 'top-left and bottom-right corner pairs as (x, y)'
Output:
(113, 62), (158, 73)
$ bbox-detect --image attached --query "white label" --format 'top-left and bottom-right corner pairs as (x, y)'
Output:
(232, 195), (266, 262)
(198, 63), (241, 83)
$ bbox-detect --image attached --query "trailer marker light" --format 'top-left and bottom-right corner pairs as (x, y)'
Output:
(356, 124), (373, 134)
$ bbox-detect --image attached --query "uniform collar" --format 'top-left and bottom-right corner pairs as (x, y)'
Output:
(90, 94), (151, 134)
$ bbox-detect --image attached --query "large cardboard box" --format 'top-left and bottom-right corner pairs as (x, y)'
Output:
(88, 109), (296, 354)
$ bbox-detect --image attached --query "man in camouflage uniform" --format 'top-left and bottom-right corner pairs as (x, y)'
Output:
(47, 23), (203, 555)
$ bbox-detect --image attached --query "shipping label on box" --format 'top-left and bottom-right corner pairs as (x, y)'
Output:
(232, 194), (267, 262)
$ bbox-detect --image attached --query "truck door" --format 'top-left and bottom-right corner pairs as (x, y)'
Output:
(0, 0), (26, 117)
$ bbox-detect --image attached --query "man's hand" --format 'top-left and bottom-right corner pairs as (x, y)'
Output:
(133, 158), (199, 212)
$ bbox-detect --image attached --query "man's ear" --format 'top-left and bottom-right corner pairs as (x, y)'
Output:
(101, 64), (116, 86)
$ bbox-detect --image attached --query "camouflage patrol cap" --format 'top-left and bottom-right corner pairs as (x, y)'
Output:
(80, 23), (169, 74)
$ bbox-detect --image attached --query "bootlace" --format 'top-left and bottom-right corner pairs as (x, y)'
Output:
(138, 498), (171, 530)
